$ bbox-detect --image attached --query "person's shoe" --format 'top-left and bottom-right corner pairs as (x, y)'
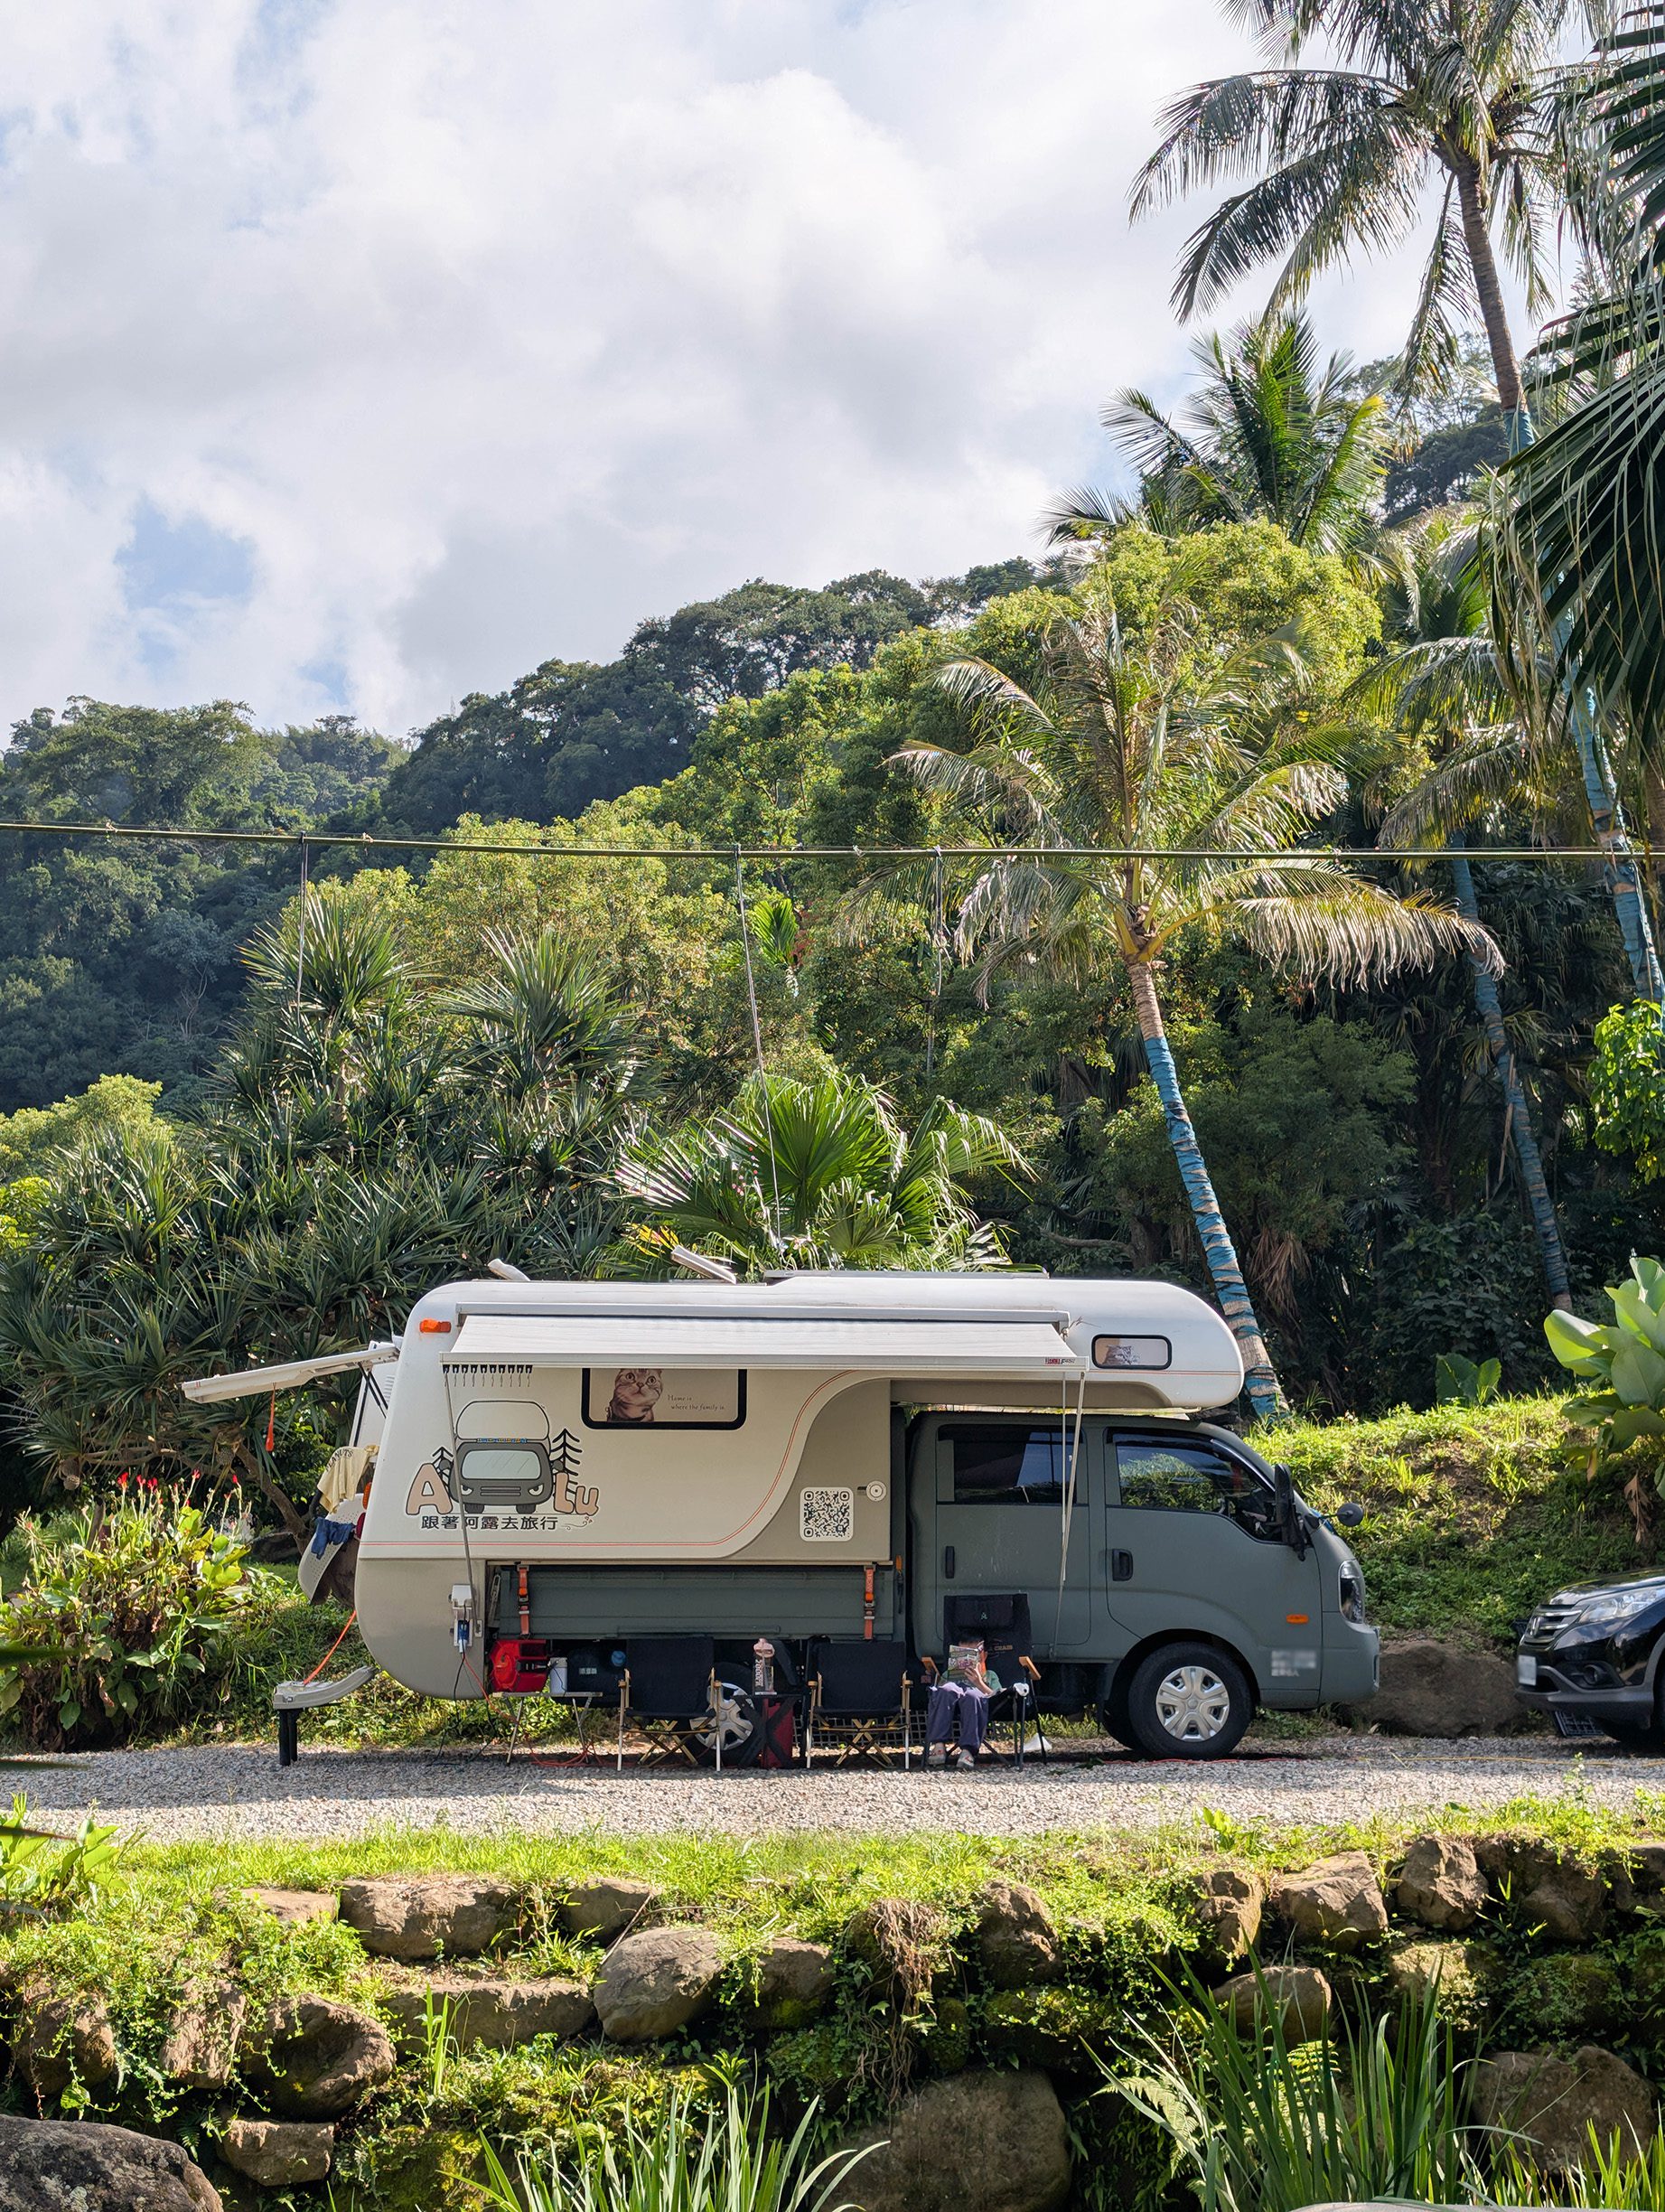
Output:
(926, 1744), (947, 1767)
(954, 1748), (976, 1769)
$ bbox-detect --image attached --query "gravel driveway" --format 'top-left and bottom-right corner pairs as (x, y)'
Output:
(6, 1735), (1663, 1842)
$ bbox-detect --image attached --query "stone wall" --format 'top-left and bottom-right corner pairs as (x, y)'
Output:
(5, 1831), (1665, 2207)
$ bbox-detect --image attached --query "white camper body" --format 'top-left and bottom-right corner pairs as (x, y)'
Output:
(343, 1271), (1239, 1696)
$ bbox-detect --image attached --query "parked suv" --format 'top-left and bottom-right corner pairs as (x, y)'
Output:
(1516, 1571), (1665, 1747)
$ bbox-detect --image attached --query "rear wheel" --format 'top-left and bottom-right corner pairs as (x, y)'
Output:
(1126, 1642), (1253, 1761)
(691, 1679), (764, 1767)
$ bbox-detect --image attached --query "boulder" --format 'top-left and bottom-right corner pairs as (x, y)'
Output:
(981, 1987), (1119, 2079)
(1270, 1851), (1389, 1951)
(1215, 1964), (1332, 2045)
(0, 2114), (221, 2210)
(379, 1973), (594, 2051)
(240, 1887), (338, 1928)
(1473, 1839), (1605, 1941)
(160, 1979), (247, 2090)
(838, 2069), (1070, 2212)
(1396, 1834), (1487, 1932)
(744, 1938), (836, 2030)
(594, 1927), (724, 2041)
(1509, 1951), (1625, 2038)
(1350, 1640), (1523, 1737)
(975, 1881), (1062, 1990)
(559, 1876), (661, 1943)
(1471, 2046), (1657, 2171)
(1386, 1939), (1495, 2011)
(16, 1980), (119, 2099)
(338, 1873), (516, 1960)
(218, 2120), (333, 2188)
(240, 1995), (395, 2119)
(1185, 1864), (1265, 1967)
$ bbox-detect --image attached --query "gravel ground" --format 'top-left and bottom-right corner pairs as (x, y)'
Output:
(6, 1735), (1665, 1842)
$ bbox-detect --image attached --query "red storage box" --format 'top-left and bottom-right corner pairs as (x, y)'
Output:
(491, 1637), (551, 1694)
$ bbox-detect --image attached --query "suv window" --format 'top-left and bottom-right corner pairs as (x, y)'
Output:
(1114, 1438), (1277, 1538)
(944, 1425), (1074, 1506)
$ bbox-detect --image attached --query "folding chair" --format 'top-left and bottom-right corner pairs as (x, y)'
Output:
(804, 1639), (915, 1767)
(615, 1637), (723, 1771)
(942, 1595), (1047, 1765)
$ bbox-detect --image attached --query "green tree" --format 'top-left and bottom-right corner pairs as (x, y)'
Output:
(886, 582), (1495, 1419)
(1361, 511), (1573, 1308)
(613, 1072), (1028, 1277)
(1056, 311), (1387, 554)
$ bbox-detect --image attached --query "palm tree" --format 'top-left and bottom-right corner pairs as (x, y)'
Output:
(1132, 0), (1578, 417)
(613, 1072), (1028, 1278)
(1052, 312), (1387, 556)
(889, 583), (1498, 1420)
(1359, 511), (1573, 1308)
(1136, 0), (1664, 1003)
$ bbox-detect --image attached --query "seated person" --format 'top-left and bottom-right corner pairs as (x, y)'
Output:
(926, 1639), (995, 1768)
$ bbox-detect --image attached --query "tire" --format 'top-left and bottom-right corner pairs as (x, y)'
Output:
(1126, 1642), (1253, 1761)
(1600, 1715), (1665, 1752)
(691, 1679), (764, 1768)
(1098, 1677), (1142, 1754)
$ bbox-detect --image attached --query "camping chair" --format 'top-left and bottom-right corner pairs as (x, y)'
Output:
(616, 1637), (723, 1771)
(940, 1595), (1046, 1766)
(804, 1638), (915, 1767)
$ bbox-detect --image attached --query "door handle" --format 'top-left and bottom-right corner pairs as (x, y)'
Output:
(1110, 1549), (1133, 1582)
(943, 1545), (956, 1579)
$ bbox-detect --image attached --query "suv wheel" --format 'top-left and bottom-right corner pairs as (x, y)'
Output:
(1126, 1642), (1253, 1761)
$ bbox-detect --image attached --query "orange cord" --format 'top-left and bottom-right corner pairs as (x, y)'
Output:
(302, 1608), (358, 1684)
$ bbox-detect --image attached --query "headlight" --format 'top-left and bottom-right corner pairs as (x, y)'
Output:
(1569, 1587), (1662, 1627)
(1339, 1566), (1366, 1624)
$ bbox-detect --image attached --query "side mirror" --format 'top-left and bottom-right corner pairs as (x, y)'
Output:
(1335, 1501), (1365, 1530)
(1273, 1464), (1307, 1556)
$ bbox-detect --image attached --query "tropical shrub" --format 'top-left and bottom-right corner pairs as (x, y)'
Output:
(1545, 1256), (1665, 1535)
(1435, 1354), (1502, 1409)
(1589, 1003), (1665, 1180)
(0, 1484), (265, 1748)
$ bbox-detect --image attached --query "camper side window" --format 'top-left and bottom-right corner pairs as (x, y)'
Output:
(945, 1426), (1073, 1506)
(1114, 1440), (1277, 1537)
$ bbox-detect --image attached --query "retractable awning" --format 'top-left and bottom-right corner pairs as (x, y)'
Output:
(444, 1311), (1084, 1376)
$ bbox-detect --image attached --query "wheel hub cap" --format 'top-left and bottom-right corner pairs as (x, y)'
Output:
(1155, 1664), (1230, 1741)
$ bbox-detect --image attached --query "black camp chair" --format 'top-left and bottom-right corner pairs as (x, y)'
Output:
(804, 1638), (915, 1767)
(940, 1594), (1047, 1765)
(616, 1637), (723, 1770)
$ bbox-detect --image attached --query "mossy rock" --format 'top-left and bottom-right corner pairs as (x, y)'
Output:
(918, 1994), (970, 2076)
(980, 1984), (1120, 2079)
(337, 2123), (486, 2211)
(1501, 1950), (1625, 2040)
(1383, 1938), (1501, 2028)
(767, 2019), (860, 2104)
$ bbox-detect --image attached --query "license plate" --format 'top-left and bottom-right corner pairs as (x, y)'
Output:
(1517, 1655), (1537, 1686)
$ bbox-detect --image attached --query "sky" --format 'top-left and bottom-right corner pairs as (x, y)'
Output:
(0, 1), (1525, 741)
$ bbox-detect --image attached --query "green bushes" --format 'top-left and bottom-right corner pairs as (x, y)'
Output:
(0, 1486), (267, 1748)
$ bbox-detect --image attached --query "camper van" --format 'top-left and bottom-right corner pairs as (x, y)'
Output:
(185, 1270), (1378, 1761)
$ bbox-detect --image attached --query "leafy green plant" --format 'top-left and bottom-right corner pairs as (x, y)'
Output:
(1545, 1256), (1665, 1535)
(1100, 1972), (1473, 2212)
(1492, 2124), (1665, 2210)
(1436, 1354), (1502, 1409)
(0, 1484), (264, 1748)
(0, 1794), (124, 1913)
(477, 2087), (874, 2212)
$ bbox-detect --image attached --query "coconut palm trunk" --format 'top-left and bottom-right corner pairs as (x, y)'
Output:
(1127, 960), (1286, 1420)
(1446, 840), (1573, 1311)
(1459, 217), (1665, 1004)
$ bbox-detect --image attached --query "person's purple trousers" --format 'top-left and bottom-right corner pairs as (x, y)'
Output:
(926, 1681), (989, 1750)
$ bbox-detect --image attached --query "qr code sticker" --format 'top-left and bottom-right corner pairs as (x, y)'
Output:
(800, 1486), (854, 1542)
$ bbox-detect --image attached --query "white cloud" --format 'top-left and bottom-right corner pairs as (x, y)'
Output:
(0, 1), (1521, 739)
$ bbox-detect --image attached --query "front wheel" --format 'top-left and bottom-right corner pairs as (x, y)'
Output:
(1126, 1642), (1253, 1761)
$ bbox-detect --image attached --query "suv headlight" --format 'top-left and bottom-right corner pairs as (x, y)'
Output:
(1569, 1587), (1661, 1627)
(1339, 1565), (1366, 1624)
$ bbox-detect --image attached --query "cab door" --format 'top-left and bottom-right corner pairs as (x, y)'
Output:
(1105, 1432), (1324, 1699)
(917, 1419), (1092, 1655)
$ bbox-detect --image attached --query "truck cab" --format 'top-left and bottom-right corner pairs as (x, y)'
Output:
(907, 1411), (1376, 1755)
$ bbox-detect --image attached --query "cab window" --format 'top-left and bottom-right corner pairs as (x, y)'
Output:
(1114, 1439), (1277, 1537)
(943, 1425), (1074, 1506)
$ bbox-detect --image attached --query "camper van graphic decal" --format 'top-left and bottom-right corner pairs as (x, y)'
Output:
(406, 1417), (600, 1525)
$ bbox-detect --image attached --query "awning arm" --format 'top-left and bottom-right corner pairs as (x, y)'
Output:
(180, 1344), (398, 1406)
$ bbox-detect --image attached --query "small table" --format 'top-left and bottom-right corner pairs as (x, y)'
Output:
(502, 1689), (604, 1767)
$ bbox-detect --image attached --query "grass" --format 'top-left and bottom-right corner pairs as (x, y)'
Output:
(1277, 1395), (1650, 1648)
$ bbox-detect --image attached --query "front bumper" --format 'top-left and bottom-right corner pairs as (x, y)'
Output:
(1516, 1668), (1652, 1729)
(1322, 1621), (1380, 1706)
